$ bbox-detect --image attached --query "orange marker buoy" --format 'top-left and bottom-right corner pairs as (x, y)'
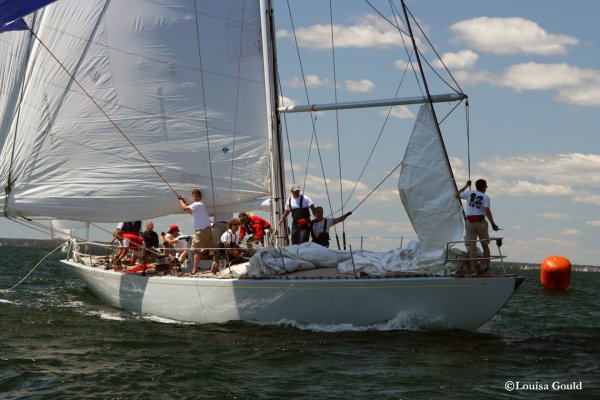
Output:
(540, 256), (572, 289)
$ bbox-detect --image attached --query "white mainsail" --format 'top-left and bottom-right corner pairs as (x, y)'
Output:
(0, 0), (271, 222)
(398, 104), (464, 269)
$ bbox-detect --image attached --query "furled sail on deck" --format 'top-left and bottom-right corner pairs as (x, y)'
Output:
(0, 0), (272, 222)
(398, 104), (464, 268)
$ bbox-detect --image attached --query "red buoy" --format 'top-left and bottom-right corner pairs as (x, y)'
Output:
(540, 256), (571, 289)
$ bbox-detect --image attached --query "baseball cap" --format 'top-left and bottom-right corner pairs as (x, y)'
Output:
(168, 224), (179, 233)
(290, 184), (301, 192)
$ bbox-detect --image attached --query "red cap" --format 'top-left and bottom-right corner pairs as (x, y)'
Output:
(168, 224), (179, 233)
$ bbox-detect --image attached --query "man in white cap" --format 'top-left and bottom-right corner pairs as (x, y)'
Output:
(280, 184), (317, 244)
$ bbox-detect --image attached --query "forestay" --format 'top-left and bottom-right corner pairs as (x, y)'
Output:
(0, 0), (272, 221)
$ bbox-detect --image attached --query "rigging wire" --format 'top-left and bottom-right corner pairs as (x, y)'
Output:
(285, 0), (334, 207)
(438, 98), (466, 125)
(328, 0), (346, 250)
(192, 1), (217, 213)
(465, 100), (471, 181)
(225, 1), (247, 215)
(27, 29), (179, 198)
(363, 0), (409, 36)
(341, 74), (406, 212)
(341, 1), (415, 211)
(402, 4), (464, 95)
(349, 160), (404, 214)
(6, 216), (56, 237)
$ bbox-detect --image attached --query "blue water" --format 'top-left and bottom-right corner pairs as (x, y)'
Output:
(1, 245), (599, 399)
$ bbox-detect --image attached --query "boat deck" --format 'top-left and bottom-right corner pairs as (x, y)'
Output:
(71, 254), (437, 280)
(70, 253), (515, 281)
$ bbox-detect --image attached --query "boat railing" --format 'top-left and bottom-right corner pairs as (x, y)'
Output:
(445, 237), (507, 275)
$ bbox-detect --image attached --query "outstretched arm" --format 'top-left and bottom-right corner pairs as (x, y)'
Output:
(332, 211), (352, 225)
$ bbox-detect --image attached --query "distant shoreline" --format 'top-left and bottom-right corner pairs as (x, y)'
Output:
(0, 237), (63, 247)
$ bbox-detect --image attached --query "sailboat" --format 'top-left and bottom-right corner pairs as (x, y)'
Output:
(0, 0), (522, 331)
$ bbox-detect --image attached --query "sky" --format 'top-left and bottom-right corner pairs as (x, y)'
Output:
(2, 0), (599, 266)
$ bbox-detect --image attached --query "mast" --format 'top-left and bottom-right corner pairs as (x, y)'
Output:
(400, 0), (460, 192)
(261, 0), (287, 245)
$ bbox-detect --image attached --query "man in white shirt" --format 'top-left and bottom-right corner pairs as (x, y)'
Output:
(456, 179), (499, 275)
(179, 188), (216, 274)
(280, 184), (317, 245)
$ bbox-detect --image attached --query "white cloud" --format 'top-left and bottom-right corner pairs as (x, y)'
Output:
(480, 153), (600, 186)
(450, 17), (579, 56)
(499, 63), (584, 91)
(577, 193), (600, 206)
(537, 212), (570, 220)
(286, 74), (329, 88)
(478, 153), (600, 205)
(456, 61), (600, 108)
(276, 29), (291, 40)
(394, 60), (413, 71)
(346, 219), (413, 234)
(288, 139), (337, 151)
(345, 79), (375, 92)
(379, 105), (415, 119)
(357, 188), (399, 205)
(432, 50), (479, 70)
(505, 180), (575, 197)
(555, 79), (600, 107)
(277, 14), (409, 50)
(586, 220), (600, 227)
(295, 174), (400, 210)
(561, 228), (581, 236)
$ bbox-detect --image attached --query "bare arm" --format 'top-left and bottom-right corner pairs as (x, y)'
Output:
(178, 195), (192, 214)
(485, 207), (499, 231)
(162, 235), (179, 245)
(332, 211), (352, 225)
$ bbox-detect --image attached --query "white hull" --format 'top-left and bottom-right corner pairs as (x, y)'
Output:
(61, 259), (522, 331)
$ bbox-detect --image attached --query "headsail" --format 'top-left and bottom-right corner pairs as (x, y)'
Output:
(0, 0), (273, 222)
(398, 104), (464, 268)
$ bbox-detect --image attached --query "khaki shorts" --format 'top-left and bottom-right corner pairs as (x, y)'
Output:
(465, 219), (490, 245)
(192, 227), (215, 253)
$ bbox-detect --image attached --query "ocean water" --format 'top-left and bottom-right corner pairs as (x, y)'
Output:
(1, 245), (599, 399)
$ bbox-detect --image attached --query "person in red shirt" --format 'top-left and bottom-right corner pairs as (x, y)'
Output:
(238, 212), (271, 250)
